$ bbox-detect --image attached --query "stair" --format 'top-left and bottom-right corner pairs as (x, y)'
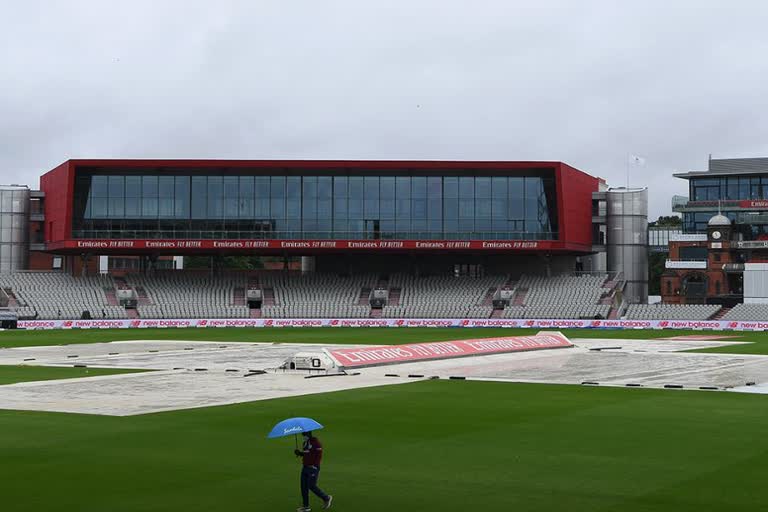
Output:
(357, 287), (371, 306)
(490, 308), (503, 318)
(388, 288), (401, 306)
(250, 308), (262, 318)
(711, 307), (730, 320)
(5, 289), (19, 308)
(104, 288), (120, 306)
(512, 288), (528, 306)
(607, 306), (621, 320)
(126, 308), (139, 319)
(369, 308), (383, 318)
(263, 288), (276, 306)
(482, 287), (497, 306)
(233, 287), (246, 306)
(135, 286), (152, 305)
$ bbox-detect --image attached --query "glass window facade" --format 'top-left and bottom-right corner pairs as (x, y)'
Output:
(690, 176), (767, 201)
(73, 173), (557, 240)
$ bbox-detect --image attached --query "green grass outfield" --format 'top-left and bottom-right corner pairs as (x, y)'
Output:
(1, 326), (768, 354)
(1, 380), (766, 512)
(0, 365), (147, 385)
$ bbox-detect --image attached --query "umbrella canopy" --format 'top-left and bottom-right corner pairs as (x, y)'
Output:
(268, 417), (324, 439)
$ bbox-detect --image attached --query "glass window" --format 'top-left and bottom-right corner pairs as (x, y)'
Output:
(443, 198), (458, 219)
(411, 177), (426, 198)
(444, 177), (458, 198)
(475, 177), (492, 198)
(318, 199), (332, 217)
(427, 198), (442, 219)
(348, 198), (363, 218)
(396, 198), (411, 218)
(108, 197), (124, 217)
(475, 200), (491, 217)
(380, 177), (395, 199)
(238, 177), (254, 218)
(255, 176), (270, 197)
(91, 197), (108, 217)
(191, 177), (208, 219)
(364, 177), (379, 198)
(739, 177), (750, 199)
(91, 176), (108, 197)
(459, 177), (474, 198)
(396, 177), (411, 198)
(207, 176), (223, 218)
(142, 197), (158, 217)
(125, 197), (140, 217)
(108, 176), (124, 198)
(459, 199), (474, 218)
(271, 176), (285, 198)
(125, 176), (141, 197)
(412, 199), (427, 218)
(427, 177), (442, 198)
(270, 198), (285, 219)
(334, 176), (348, 197)
(334, 195), (348, 218)
(303, 196), (317, 218)
(159, 197), (174, 218)
(727, 178), (739, 199)
(303, 176), (317, 198)
(380, 199), (395, 219)
(175, 176), (190, 218)
(491, 177), (506, 198)
(317, 176), (332, 198)
(142, 176), (158, 198)
(349, 177), (364, 199)
(286, 197), (301, 218)
(157, 176), (174, 197)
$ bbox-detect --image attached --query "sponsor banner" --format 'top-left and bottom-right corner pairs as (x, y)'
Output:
(15, 318), (768, 331)
(739, 200), (768, 209)
(328, 332), (574, 368)
(47, 239), (574, 252)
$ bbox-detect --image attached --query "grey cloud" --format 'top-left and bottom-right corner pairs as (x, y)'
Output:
(3, 0), (768, 218)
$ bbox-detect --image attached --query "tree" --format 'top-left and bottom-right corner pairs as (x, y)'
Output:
(649, 215), (682, 227)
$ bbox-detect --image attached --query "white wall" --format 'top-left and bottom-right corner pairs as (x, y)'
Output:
(744, 263), (768, 304)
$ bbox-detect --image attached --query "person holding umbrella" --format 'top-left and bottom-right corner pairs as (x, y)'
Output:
(295, 430), (333, 511)
(267, 417), (333, 511)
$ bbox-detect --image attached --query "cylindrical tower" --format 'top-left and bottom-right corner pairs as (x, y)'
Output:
(606, 187), (648, 304)
(0, 185), (30, 273)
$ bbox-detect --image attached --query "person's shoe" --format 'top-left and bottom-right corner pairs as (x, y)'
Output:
(322, 496), (333, 509)
(296, 507), (311, 512)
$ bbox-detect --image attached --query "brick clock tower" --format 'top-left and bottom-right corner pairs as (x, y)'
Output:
(706, 214), (733, 298)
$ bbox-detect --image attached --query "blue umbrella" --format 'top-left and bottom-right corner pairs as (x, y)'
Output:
(268, 417), (324, 449)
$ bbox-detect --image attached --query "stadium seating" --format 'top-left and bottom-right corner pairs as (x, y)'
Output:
(381, 274), (501, 318)
(0, 272), (127, 319)
(623, 304), (721, 320)
(721, 304), (768, 321)
(501, 273), (610, 319)
(260, 272), (375, 319)
(126, 272), (249, 319)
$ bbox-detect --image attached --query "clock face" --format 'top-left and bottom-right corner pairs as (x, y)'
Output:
(712, 231), (722, 240)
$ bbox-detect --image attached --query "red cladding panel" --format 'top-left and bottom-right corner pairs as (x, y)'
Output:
(556, 163), (599, 249)
(40, 161), (74, 242)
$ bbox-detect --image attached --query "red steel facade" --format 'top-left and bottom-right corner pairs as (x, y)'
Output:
(40, 159), (600, 255)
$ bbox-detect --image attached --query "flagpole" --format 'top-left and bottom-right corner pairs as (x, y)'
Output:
(626, 153), (630, 188)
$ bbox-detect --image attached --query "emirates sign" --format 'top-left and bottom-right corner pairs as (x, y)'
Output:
(48, 239), (563, 252)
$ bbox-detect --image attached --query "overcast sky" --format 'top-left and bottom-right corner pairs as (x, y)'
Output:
(3, 0), (768, 219)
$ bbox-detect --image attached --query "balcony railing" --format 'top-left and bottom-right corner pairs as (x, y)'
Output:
(71, 230), (560, 241)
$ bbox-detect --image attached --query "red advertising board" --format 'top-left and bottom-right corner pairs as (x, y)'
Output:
(44, 239), (592, 253)
(739, 200), (768, 209)
(327, 332), (573, 368)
